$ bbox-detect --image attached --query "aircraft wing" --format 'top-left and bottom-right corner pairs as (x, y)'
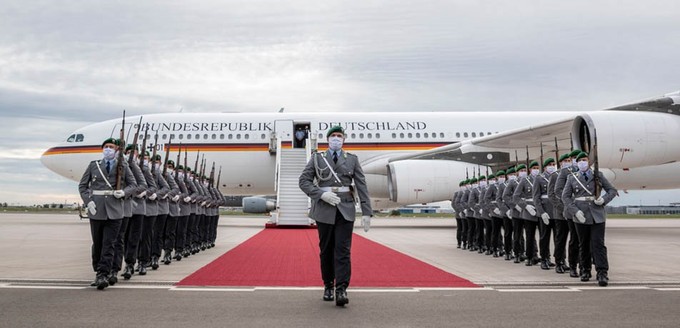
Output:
(386, 115), (578, 171)
(603, 90), (680, 115)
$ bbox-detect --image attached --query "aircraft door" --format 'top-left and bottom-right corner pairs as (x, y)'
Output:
(274, 120), (294, 148)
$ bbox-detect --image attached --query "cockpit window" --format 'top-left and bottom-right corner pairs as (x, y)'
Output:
(76, 134), (84, 142)
(67, 134), (76, 142)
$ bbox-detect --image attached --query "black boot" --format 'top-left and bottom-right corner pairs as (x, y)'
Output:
(504, 253), (512, 261)
(137, 262), (147, 276)
(335, 288), (349, 307)
(122, 264), (134, 280)
(555, 263), (565, 274)
(580, 271), (591, 282)
(174, 251), (183, 261)
(540, 259), (550, 270)
(569, 267), (579, 278)
(597, 271), (609, 287)
(323, 286), (334, 301)
(163, 252), (172, 265)
(95, 273), (109, 290)
(108, 272), (118, 286)
(151, 256), (160, 270)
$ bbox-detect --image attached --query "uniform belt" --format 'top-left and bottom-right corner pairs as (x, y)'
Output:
(541, 195), (549, 199)
(491, 201), (497, 204)
(575, 196), (595, 201)
(92, 190), (113, 196)
(320, 186), (350, 193)
(523, 198), (534, 202)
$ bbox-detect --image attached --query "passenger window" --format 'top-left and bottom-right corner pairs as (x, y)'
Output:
(480, 132), (485, 137)
(408, 133), (413, 138)
(424, 133), (429, 138)
(351, 133), (356, 139)
(463, 132), (468, 138)
(472, 132), (476, 137)
(367, 133), (372, 139)
(220, 134), (225, 139)
(455, 132), (460, 138)
(415, 133), (420, 138)
(179, 134), (184, 140)
(261, 134), (266, 139)
(392, 133), (396, 138)
(195, 134), (200, 140)
(244, 134), (250, 140)
(376, 133), (381, 139)
(440, 133), (444, 138)
(399, 133), (404, 138)
(236, 134), (241, 140)
(187, 134), (192, 140)
(228, 134), (233, 140)
(359, 133), (364, 139)
(204, 134), (209, 139)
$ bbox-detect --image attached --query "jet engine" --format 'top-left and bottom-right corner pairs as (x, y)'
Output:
(387, 160), (476, 204)
(572, 111), (680, 169)
(242, 197), (276, 213)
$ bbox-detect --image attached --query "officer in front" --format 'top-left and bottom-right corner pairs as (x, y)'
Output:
(299, 126), (372, 307)
(78, 138), (137, 290)
(562, 151), (618, 286)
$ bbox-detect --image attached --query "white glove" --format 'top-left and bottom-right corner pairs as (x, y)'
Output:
(320, 191), (341, 206)
(575, 210), (586, 224)
(136, 190), (147, 199)
(183, 196), (192, 203)
(493, 208), (501, 216)
(113, 190), (125, 199)
(87, 201), (97, 216)
(541, 212), (550, 225)
(201, 201), (207, 206)
(515, 205), (522, 212)
(148, 193), (157, 201)
(162, 194), (169, 200)
(479, 209), (483, 215)
(463, 209), (469, 216)
(526, 204), (537, 216)
(594, 197), (605, 206)
(172, 195), (180, 202)
(362, 215), (371, 232)
(506, 210), (512, 219)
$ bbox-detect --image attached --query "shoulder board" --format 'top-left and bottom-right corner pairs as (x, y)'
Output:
(344, 152), (352, 158)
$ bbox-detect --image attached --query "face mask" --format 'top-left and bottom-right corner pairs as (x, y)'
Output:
(530, 169), (539, 177)
(479, 181), (487, 188)
(561, 161), (570, 169)
(103, 148), (116, 160)
(328, 136), (343, 151)
(167, 168), (174, 174)
(143, 160), (149, 167)
(498, 177), (506, 184)
(546, 165), (557, 174)
(189, 176), (194, 181)
(572, 159), (578, 168)
(489, 179), (496, 185)
(178, 172), (184, 179)
(508, 175), (517, 181)
(472, 183), (479, 188)
(518, 171), (527, 178)
(578, 161), (590, 172)
(124, 154), (130, 161)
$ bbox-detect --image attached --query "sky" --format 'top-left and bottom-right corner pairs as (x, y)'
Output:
(1, 0), (679, 206)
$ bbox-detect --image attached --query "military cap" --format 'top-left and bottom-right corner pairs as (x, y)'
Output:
(464, 179), (470, 185)
(487, 173), (496, 179)
(495, 170), (506, 176)
(576, 151), (589, 160)
(102, 137), (118, 147)
(529, 160), (540, 168)
(125, 144), (138, 152)
(153, 154), (162, 161)
(326, 125), (345, 138)
(516, 164), (527, 171)
(469, 177), (478, 183)
(143, 151), (150, 157)
(459, 181), (464, 187)
(558, 153), (571, 162)
(176, 165), (184, 170)
(506, 167), (516, 174)
(569, 149), (581, 158)
(166, 160), (175, 166)
(478, 175), (486, 180)
(185, 167), (192, 172)
(543, 157), (555, 167)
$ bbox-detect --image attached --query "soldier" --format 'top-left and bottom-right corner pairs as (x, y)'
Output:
(174, 165), (192, 261)
(475, 175), (489, 254)
(483, 173), (502, 257)
(494, 170), (513, 260)
(451, 183), (463, 248)
(78, 138), (137, 290)
(503, 166), (524, 263)
(151, 154), (171, 270)
(549, 152), (574, 274)
(299, 126), (372, 307)
(120, 144), (148, 280)
(515, 161), (541, 266)
(162, 160), (181, 265)
(466, 177), (479, 252)
(533, 157), (557, 270)
(554, 149), (583, 277)
(458, 180), (471, 250)
(137, 151), (158, 275)
(562, 151), (618, 286)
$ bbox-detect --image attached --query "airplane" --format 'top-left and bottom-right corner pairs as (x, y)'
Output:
(41, 90), (680, 220)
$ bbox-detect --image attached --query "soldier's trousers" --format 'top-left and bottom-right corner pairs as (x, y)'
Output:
(90, 218), (123, 276)
(512, 219), (525, 256)
(467, 217), (477, 249)
(175, 215), (189, 252)
(211, 214), (219, 243)
(483, 219), (493, 250)
(152, 214), (167, 258)
(491, 217), (503, 251)
(455, 217), (462, 246)
(112, 217), (130, 272)
(524, 221), (538, 261)
(164, 215), (178, 254)
(502, 217), (513, 254)
(186, 213), (197, 248)
(566, 219), (580, 269)
(124, 214), (144, 265)
(539, 219), (554, 260)
(553, 219), (569, 264)
(139, 215), (157, 263)
(459, 218), (468, 246)
(475, 218), (485, 249)
(317, 210), (353, 290)
(575, 222), (609, 273)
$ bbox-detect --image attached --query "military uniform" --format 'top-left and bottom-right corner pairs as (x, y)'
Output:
(451, 187), (463, 248)
(502, 168), (524, 263)
(151, 155), (171, 269)
(554, 149), (583, 277)
(483, 174), (502, 257)
(458, 181), (471, 249)
(162, 161), (181, 264)
(78, 138), (137, 289)
(548, 153), (575, 274)
(119, 148), (147, 280)
(562, 152), (617, 286)
(299, 126), (372, 307)
(466, 178), (480, 251)
(533, 158), (556, 270)
(513, 162), (540, 266)
(138, 153), (159, 274)
(495, 170), (513, 260)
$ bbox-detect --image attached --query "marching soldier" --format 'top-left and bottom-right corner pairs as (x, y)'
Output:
(452, 183), (463, 248)
(458, 180), (471, 250)
(562, 151), (618, 286)
(299, 126), (372, 307)
(483, 173), (502, 257)
(503, 166), (525, 263)
(78, 138), (137, 290)
(162, 160), (181, 264)
(174, 165), (192, 261)
(120, 144), (148, 280)
(533, 157), (557, 270)
(554, 149), (583, 277)
(466, 177), (479, 252)
(151, 154), (171, 270)
(494, 170), (513, 260)
(514, 161), (541, 266)
(137, 151), (159, 275)
(549, 152), (574, 274)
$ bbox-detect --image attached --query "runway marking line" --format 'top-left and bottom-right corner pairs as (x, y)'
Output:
(497, 288), (579, 293)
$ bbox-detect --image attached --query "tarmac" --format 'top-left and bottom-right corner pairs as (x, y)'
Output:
(1, 213), (680, 327)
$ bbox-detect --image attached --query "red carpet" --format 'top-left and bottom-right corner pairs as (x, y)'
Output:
(177, 229), (478, 288)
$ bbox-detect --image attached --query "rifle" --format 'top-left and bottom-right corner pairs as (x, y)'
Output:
(139, 122), (148, 169)
(514, 149), (519, 168)
(592, 128), (601, 198)
(162, 135), (172, 176)
(128, 116), (143, 166)
(175, 143), (181, 180)
(569, 132), (574, 151)
(115, 111), (126, 189)
(554, 137), (560, 167)
(184, 146), (189, 185)
(525, 145), (530, 169)
(539, 142), (544, 170)
(209, 161), (216, 188)
(151, 130), (159, 174)
(216, 166), (222, 189)
(194, 150), (200, 183)
(201, 156), (206, 183)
